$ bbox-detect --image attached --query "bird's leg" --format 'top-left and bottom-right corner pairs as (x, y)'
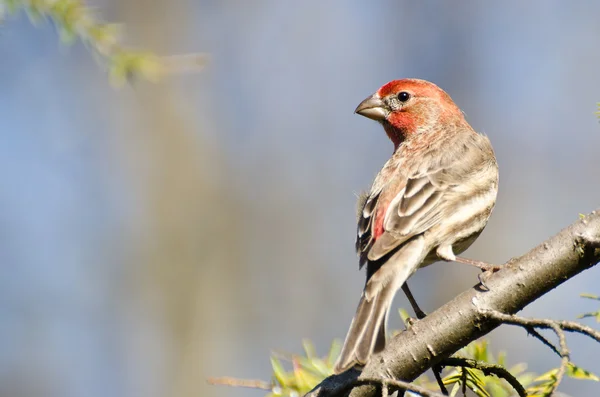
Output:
(453, 256), (501, 272)
(454, 256), (501, 291)
(401, 283), (427, 320)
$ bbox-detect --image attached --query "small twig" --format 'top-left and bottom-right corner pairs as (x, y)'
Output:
(207, 376), (272, 390)
(352, 377), (447, 397)
(525, 326), (562, 357)
(556, 319), (600, 342)
(439, 357), (527, 397)
(547, 322), (570, 396)
(482, 309), (600, 343)
(432, 364), (449, 395)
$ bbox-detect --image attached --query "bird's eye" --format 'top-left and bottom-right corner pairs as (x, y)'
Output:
(397, 91), (411, 102)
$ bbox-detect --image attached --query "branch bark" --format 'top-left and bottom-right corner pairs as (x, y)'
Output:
(305, 210), (600, 397)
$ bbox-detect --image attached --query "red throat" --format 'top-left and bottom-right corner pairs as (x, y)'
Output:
(383, 123), (404, 149)
(383, 110), (420, 149)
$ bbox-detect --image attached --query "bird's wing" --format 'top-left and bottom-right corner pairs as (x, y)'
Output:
(356, 138), (480, 267)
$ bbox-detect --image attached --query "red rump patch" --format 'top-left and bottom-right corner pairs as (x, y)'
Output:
(373, 205), (387, 240)
(370, 179), (402, 241)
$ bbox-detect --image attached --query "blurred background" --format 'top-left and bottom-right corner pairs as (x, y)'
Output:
(1, 1), (600, 396)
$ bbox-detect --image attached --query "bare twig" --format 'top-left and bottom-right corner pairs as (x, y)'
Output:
(432, 364), (449, 396)
(439, 357), (527, 397)
(557, 320), (600, 342)
(207, 376), (272, 390)
(548, 323), (570, 396)
(351, 377), (446, 397)
(482, 310), (600, 343)
(525, 326), (561, 357)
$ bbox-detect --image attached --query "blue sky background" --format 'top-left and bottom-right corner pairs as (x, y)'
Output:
(1, 1), (600, 396)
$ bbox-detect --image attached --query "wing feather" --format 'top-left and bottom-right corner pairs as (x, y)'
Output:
(357, 151), (460, 263)
(356, 131), (494, 269)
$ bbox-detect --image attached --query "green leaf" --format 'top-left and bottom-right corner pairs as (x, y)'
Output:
(468, 339), (491, 363)
(526, 362), (599, 397)
(301, 339), (316, 360)
(533, 367), (559, 383)
(566, 362), (600, 381)
(497, 350), (507, 367)
(508, 362), (527, 377)
(270, 357), (289, 386)
(398, 308), (411, 327)
(449, 382), (460, 397)
(293, 360), (318, 392)
(443, 373), (462, 386)
(580, 293), (600, 300)
(466, 368), (490, 397)
(325, 339), (341, 367)
(577, 311), (600, 322)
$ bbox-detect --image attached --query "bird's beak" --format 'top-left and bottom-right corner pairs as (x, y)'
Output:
(355, 94), (388, 121)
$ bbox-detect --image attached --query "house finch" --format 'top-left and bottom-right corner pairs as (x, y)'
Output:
(334, 79), (498, 374)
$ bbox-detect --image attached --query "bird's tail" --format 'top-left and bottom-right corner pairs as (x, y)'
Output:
(333, 237), (427, 374)
(333, 285), (395, 374)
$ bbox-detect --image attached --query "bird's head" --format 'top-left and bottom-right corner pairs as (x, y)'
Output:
(355, 79), (466, 148)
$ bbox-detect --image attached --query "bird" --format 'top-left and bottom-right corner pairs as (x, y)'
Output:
(333, 79), (499, 374)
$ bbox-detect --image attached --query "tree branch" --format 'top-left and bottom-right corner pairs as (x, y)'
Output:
(305, 210), (600, 397)
(438, 357), (527, 397)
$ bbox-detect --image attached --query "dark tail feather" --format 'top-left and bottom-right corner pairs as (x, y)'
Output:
(333, 287), (394, 374)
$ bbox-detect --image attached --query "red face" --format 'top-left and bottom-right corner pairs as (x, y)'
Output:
(356, 79), (462, 136)
(355, 79), (464, 147)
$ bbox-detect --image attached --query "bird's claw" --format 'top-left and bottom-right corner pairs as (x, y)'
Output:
(478, 269), (495, 291)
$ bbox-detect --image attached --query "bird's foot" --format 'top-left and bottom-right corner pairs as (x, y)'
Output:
(413, 307), (427, 320)
(477, 270), (495, 291)
(404, 309), (427, 330)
